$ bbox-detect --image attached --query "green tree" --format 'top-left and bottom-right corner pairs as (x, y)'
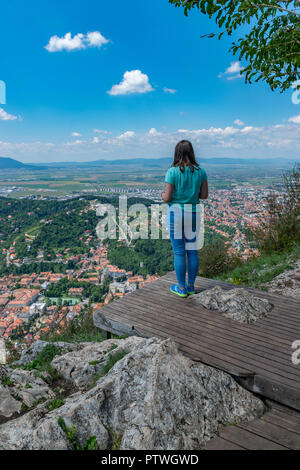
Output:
(169, 0), (300, 92)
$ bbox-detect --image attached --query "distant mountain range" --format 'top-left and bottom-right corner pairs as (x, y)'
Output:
(0, 157), (30, 169)
(0, 156), (298, 170)
(27, 157), (299, 168)
(0, 157), (43, 170)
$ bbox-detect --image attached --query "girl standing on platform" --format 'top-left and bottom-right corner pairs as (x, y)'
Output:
(162, 140), (208, 297)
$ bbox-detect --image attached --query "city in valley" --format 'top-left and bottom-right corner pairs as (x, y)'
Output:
(0, 157), (295, 354)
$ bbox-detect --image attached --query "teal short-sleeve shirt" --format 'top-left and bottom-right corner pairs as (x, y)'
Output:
(164, 166), (207, 212)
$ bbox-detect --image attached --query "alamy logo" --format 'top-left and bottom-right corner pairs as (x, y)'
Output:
(0, 80), (6, 104)
(291, 340), (300, 365)
(291, 80), (300, 105)
(94, 196), (205, 249)
(0, 338), (6, 364)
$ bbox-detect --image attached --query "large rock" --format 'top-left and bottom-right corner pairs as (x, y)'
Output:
(192, 286), (273, 324)
(8, 368), (55, 408)
(0, 364), (54, 419)
(0, 337), (265, 450)
(263, 259), (300, 300)
(0, 386), (21, 419)
(51, 337), (144, 390)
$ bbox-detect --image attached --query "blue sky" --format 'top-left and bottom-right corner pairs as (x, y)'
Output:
(0, 0), (299, 162)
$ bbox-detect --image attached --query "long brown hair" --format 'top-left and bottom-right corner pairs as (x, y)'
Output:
(173, 140), (199, 173)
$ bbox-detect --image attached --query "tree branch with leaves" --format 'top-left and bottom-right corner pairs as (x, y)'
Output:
(169, 0), (300, 92)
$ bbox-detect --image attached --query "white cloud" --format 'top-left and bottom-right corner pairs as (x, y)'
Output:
(240, 126), (262, 134)
(45, 31), (109, 52)
(62, 123), (297, 157)
(86, 31), (109, 47)
(65, 139), (85, 146)
(288, 114), (300, 124)
(234, 119), (244, 127)
(1, 120), (299, 162)
(0, 108), (19, 121)
(93, 129), (109, 134)
(0, 141), (55, 158)
(148, 128), (161, 137)
(219, 61), (243, 80)
(163, 87), (177, 94)
(178, 126), (240, 137)
(71, 132), (81, 137)
(226, 62), (242, 74)
(117, 131), (136, 140)
(107, 70), (154, 96)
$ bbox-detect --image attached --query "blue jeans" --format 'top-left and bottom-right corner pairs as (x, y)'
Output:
(167, 206), (200, 288)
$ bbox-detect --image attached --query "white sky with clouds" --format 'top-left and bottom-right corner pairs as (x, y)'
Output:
(0, 0), (299, 163)
(1, 119), (300, 163)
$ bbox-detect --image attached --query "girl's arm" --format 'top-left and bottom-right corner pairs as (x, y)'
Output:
(161, 183), (174, 203)
(199, 180), (208, 200)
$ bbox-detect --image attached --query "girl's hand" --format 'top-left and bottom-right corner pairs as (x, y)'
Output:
(161, 183), (174, 203)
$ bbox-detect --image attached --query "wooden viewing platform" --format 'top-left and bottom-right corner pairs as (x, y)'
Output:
(204, 400), (300, 450)
(93, 272), (300, 449)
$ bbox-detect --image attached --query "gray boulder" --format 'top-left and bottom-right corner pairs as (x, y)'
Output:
(192, 286), (273, 324)
(263, 259), (300, 300)
(0, 364), (54, 419)
(0, 337), (265, 450)
(51, 336), (144, 390)
(0, 386), (22, 419)
(8, 368), (55, 408)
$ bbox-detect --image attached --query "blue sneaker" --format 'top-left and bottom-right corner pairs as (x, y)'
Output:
(170, 284), (188, 298)
(186, 285), (196, 295)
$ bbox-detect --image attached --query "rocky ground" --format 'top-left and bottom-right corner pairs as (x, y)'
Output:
(192, 286), (273, 324)
(263, 259), (300, 300)
(0, 336), (265, 450)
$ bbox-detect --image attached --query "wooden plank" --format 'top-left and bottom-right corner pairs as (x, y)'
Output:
(203, 437), (246, 450)
(262, 411), (300, 435)
(99, 301), (300, 385)
(257, 315), (300, 333)
(93, 310), (144, 337)
(218, 425), (288, 450)
(238, 419), (300, 449)
(163, 272), (300, 311)
(267, 400), (300, 417)
(250, 375), (300, 411)
(134, 283), (300, 339)
(96, 306), (300, 398)
(123, 283), (300, 367)
(96, 299), (300, 382)
(120, 289), (297, 349)
(120, 291), (299, 357)
(158, 276), (300, 321)
(95, 306), (253, 375)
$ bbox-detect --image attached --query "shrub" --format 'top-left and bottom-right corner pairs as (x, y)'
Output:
(198, 239), (241, 278)
(254, 164), (300, 253)
(2, 375), (13, 386)
(48, 398), (64, 411)
(40, 309), (102, 344)
(22, 344), (62, 372)
(57, 417), (99, 450)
